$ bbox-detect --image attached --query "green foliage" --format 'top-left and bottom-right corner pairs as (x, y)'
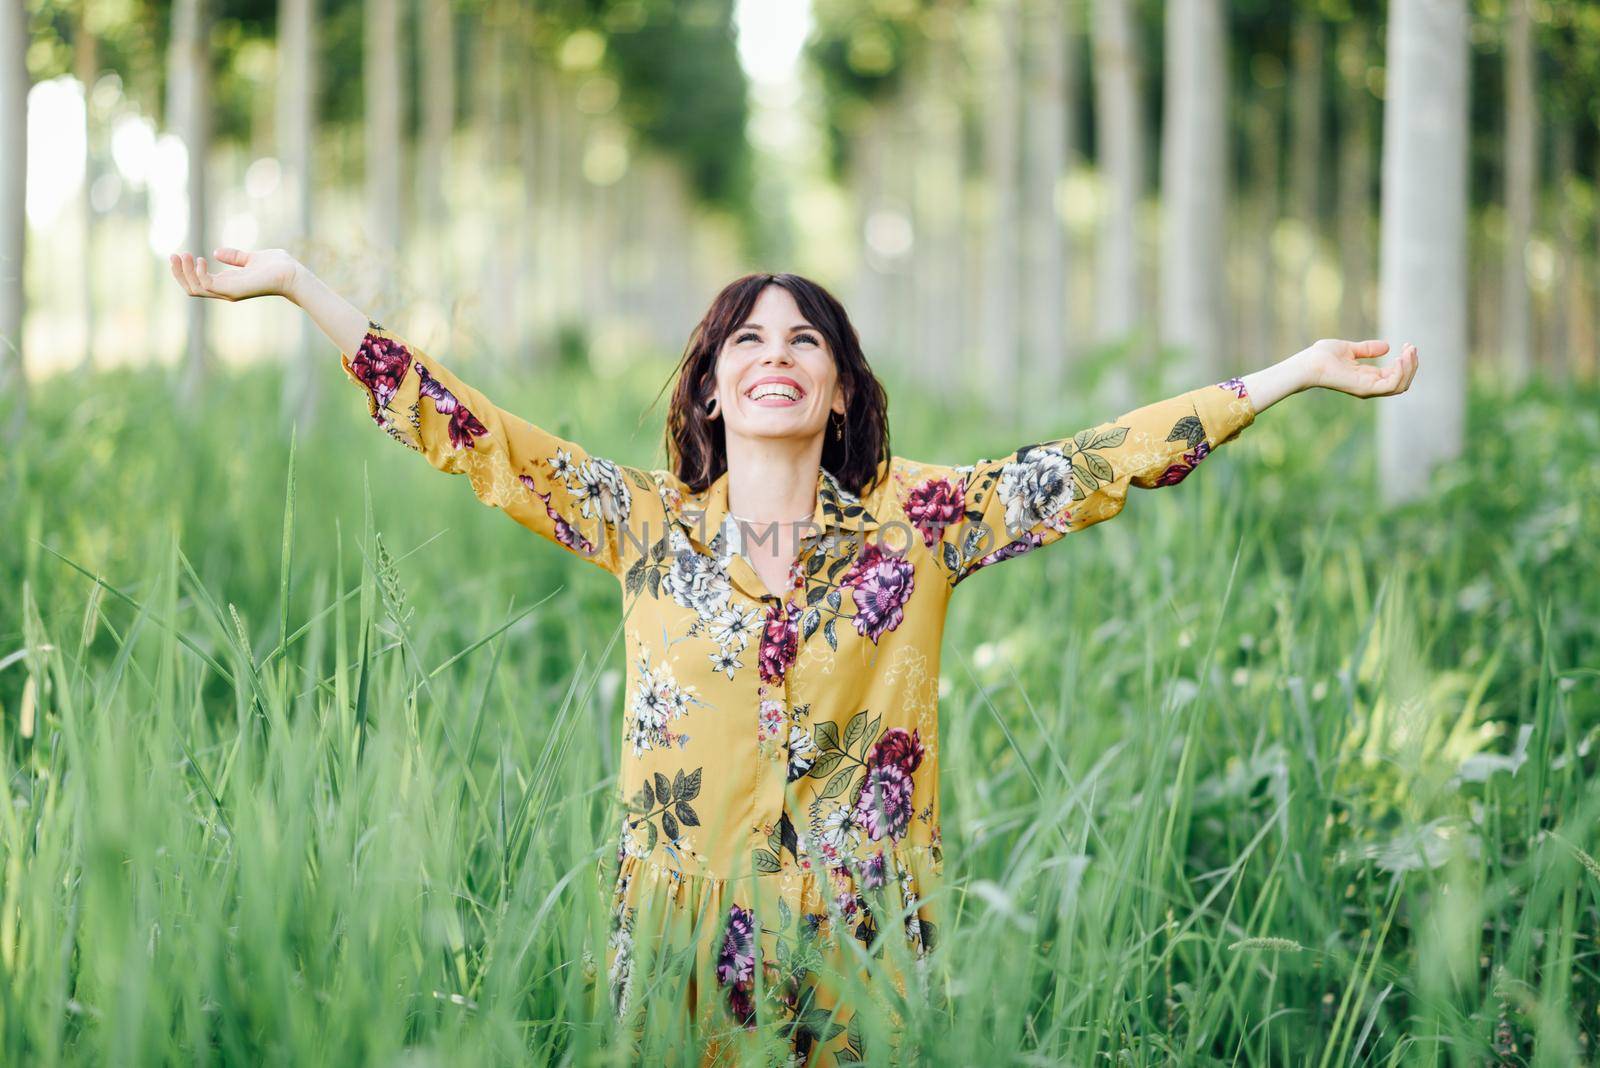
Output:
(0, 350), (1597, 1062)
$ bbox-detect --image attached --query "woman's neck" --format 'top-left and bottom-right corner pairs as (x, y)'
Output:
(724, 435), (822, 526)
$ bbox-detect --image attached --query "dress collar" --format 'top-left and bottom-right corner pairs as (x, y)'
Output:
(671, 463), (883, 553)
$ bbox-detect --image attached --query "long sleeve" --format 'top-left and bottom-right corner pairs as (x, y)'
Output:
(905, 377), (1256, 587)
(340, 319), (656, 576)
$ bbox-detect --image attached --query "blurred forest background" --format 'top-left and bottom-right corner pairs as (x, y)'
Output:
(2, 0), (1599, 1064)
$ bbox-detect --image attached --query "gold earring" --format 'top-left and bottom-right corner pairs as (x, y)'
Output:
(833, 412), (842, 441)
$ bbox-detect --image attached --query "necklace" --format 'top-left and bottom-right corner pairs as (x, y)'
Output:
(729, 510), (813, 525)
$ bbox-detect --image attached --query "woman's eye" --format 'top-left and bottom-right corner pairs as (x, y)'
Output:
(735, 331), (818, 345)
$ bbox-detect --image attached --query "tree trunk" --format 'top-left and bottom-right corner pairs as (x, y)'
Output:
(365, 0), (404, 295)
(1335, 20), (1375, 339)
(0, 0), (28, 443)
(1287, 13), (1324, 343)
(75, 3), (99, 377)
(278, 0), (321, 427)
(1500, 0), (1535, 388)
(1548, 121), (1576, 383)
(1241, 94), (1281, 378)
(1377, 0), (1469, 506)
(1091, 0), (1143, 411)
(418, 0), (455, 302)
(1022, 0), (1068, 415)
(168, 0), (212, 402)
(911, 4), (964, 390)
(1159, 0), (1227, 387)
(979, 0), (1022, 417)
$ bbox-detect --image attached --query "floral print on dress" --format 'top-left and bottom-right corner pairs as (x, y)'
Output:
(758, 599), (803, 683)
(904, 475), (966, 547)
(717, 903), (758, 1028)
(416, 362), (490, 448)
(626, 645), (700, 756)
(340, 322), (1257, 1065)
(840, 541), (915, 643)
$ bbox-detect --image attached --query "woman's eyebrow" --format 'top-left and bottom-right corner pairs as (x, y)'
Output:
(736, 322), (819, 332)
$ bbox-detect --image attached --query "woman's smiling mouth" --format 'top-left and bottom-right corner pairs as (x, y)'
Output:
(746, 376), (806, 406)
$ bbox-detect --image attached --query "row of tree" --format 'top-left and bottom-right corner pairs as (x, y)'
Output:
(4, 0), (1597, 504)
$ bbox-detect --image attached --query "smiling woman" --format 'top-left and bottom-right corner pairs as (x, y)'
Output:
(166, 245), (1415, 1066)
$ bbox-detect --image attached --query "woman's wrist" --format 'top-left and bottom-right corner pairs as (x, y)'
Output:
(283, 261), (371, 358)
(1238, 353), (1311, 415)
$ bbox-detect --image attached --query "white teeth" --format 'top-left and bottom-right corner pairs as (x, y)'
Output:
(749, 384), (801, 401)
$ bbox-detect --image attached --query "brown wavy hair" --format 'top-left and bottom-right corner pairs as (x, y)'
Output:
(658, 273), (891, 497)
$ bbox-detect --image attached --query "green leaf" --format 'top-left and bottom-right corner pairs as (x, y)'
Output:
(1072, 468), (1096, 499)
(807, 751), (845, 779)
(801, 607), (821, 640)
(823, 618), (838, 650)
(647, 569), (661, 599)
(650, 536), (667, 562)
(654, 771), (672, 805)
(753, 849), (782, 873)
(641, 780), (655, 809)
(815, 720), (841, 752)
(674, 800), (700, 827)
(843, 709), (868, 751)
(672, 768), (684, 801)
(941, 542), (962, 573)
(807, 583), (827, 605)
(645, 821), (658, 851)
(1090, 426), (1129, 449)
(661, 809), (680, 841)
(625, 558), (646, 597)
(807, 550), (827, 575)
(820, 765), (857, 800)
(1166, 415), (1205, 448)
(825, 589), (842, 611)
(866, 711), (881, 742)
(680, 767), (702, 801)
(1085, 452), (1114, 482)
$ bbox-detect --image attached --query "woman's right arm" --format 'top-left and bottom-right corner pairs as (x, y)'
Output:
(169, 248), (657, 576)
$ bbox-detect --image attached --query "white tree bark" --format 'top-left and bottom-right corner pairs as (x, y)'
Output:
(980, 0), (1022, 417)
(365, 0), (403, 293)
(911, 6), (964, 388)
(0, 0), (28, 440)
(278, 0), (320, 425)
(168, 0), (212, 400)
(418, 0), (455, 299)
(75, 4), (98, 377)
(1158, 0), (1227, 387)
(1377, 0), (1469, 505)
(1091, 0), (1143, 411)
(1500, 0), (1535, 388)
(1550, 121), (1576, 382)
(1287, 14), (1324, 343)
(1023, 0), (1069, 411)
(1336, 20), (1376, 338)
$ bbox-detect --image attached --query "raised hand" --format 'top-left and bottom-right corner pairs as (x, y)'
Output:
(1295, 339), (1419, 398)
(167, 247), (300, 302)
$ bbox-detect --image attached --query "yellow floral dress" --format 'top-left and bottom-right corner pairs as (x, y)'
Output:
(340, 321), (1257, 1065)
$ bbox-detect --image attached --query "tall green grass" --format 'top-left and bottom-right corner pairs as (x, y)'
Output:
(0, 350), (1595, 1065)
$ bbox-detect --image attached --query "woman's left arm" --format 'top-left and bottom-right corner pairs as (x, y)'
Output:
(923, 339), (1418, 586)
(1242, 338), (1419, 414)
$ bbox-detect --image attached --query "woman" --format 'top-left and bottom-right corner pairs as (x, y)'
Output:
(169, 247), (1418, 1064)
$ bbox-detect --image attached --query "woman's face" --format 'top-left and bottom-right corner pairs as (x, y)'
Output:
(710, 284), (846, 447)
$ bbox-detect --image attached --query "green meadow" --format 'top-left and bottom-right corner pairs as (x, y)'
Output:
(1, 348), (1596, 1065)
